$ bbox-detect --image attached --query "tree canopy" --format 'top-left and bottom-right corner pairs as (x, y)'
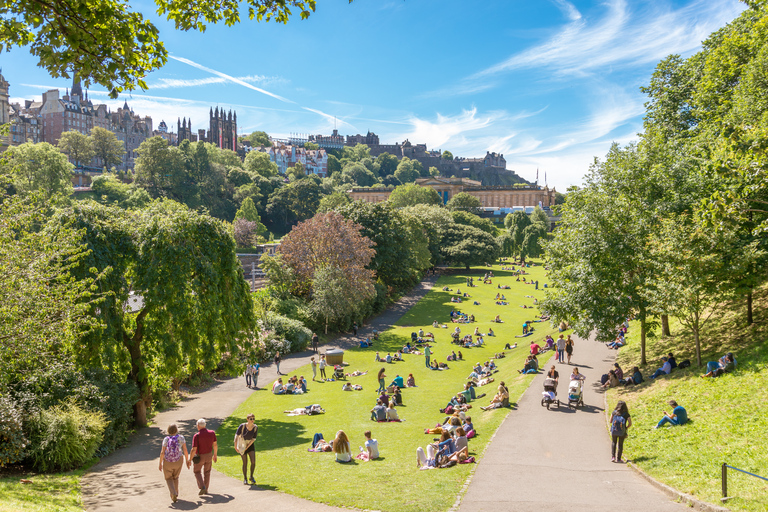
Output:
(388, 183), (442, 208)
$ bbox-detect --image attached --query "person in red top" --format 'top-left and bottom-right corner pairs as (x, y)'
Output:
(529, 340), (541, 356)
(189, 418), (218, 495)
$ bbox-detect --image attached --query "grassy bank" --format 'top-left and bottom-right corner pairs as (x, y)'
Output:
(0, 466), (90, 512)
(218, 261), (560, 512)
(607, 286), (768, 511)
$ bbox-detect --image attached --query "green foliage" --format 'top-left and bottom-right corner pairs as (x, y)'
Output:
(400, 204), (454, 266)
(376, 152), (399, 176)
(247, 131), (271, 147)
(90, 127), (125, 169)
(442, 150), (453, 160)
(387, 183), (441, 208)
(244, 151), (278, 178)
(27, 401), (106, 472)
(317, 190), (351, 212)
(58, 130), (95, 167)
(342, 162), (377, 187)
(264, 311), (312, 353)
(0, 396), (27, 467)
(439, 223), (499, 269)
(445, 191), (481, 214)
(393, 157), (419, 184)
(264, 178), (322, 232)
(90, 173), (151, 209)
(1, 142), (74, 198)
(451, 210), (494, 234)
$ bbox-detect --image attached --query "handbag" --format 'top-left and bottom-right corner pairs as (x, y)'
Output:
(192, 454), (201, 464)
(236, 436), (247, 454)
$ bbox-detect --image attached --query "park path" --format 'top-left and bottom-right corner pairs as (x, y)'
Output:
(81, 275), (438, 512)
(83, 274), (688, 512)
(457, 333), (687, 512)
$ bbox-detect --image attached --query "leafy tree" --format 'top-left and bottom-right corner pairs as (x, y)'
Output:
(439, 223), (499, 270)
(1, 142), (73, 198)
(442, 150), (453, 160)
(234, 197), (267, 239)
(247, 131), (271, 147)
(310, 266), (365, 333)
(376, 153), (399, 176)
(90, 173), (151, 209)
(337, 201), (425, 289)
(342, 162), (377, 187)
(279, 212), (375, 298)
(227, 167), (252, 188)
(54, 200), (253, 426)
(412, 159), (427, 177)
(318, 190), (352, 213)
(445, 191), (481, 214)
(91, 127), (125, 170)
(388, 183), (441, 208)
(381, 174), (401, 187)
(133, 137), (186, 199)
(287, 161), (306, 181)
(429, 166), (440, 177)
(394, 157), (419, 184)
(264, 178), (321, 233)
(233, 218), (259, 247)
(327, 154), (341, 177)
(58, 130), (95, 167)
(451, 210), (495, 234)
(244, 151), (279, 178)
(203, 143), (242, 168)
(401, 204), (454, 266)
(2, 0), (327, 96)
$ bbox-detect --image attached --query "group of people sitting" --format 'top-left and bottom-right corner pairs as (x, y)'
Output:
(417, 414), (474, 468)
(702, 352), (736, 378)
(310, 430), (380, 463)
(518, 354), (539, 374)
(272, 375), (307, 394)
(455, 334), (484, 348)
(375, 351), (403, 363)
(370, 397), (402, 422)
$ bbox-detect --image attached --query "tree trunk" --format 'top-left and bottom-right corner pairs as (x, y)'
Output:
(693, 322), (701, 367)
(124, 308), (150, 427)
(661, 315), (670, 337)
(640, 308), (647, 366)
(747, 288), (753, 325)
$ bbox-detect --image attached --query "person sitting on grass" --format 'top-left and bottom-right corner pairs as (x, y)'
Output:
(504, 342), (518, 350)
(386, 401), (401, 421)
(357, 430), (378, 461)
(457, 350), (464, 360)
(702, 352), (736, 378)
(390, 374), (404, 388)
(371, 399), (387, 422)
(333, 430), (352, 463)
(342, 382), (353, 391)
(375, 352), (382, 362)
(425, 415), (462, 435)
(622, 366), (643, 386)
(481, 382), (509, 411)
(607, 337), (625, 349)
(649, 357), (672, 380)
(453, 426), (469, 454)
(462, 416), (474, 437)
(518, 356), (538, 374)
(272, 378), (285, 394)
(494, 315), (503, 323)
(406, 373), (416, 387)
(656, 400), (688, 428)
(601, 369), (619, 388)
(386, 353), (392, 364)
(393, 387), (403, 405)
(487, 327), (495, 336)
(378, 390), (389, 407)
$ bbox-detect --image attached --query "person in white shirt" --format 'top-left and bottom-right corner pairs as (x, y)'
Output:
(364, 430), (379, 460)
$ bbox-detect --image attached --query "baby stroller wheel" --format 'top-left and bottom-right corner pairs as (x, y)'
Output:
(541, 398), (547, 407)
(556, 400), (560, 408)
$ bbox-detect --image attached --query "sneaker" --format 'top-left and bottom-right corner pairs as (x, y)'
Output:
(198, 487), (206, 495)
(171, 494), (177, 503)
(249, 478), (256, 484)
(611, 457), (615, 462)
(244, 479), (248, 485)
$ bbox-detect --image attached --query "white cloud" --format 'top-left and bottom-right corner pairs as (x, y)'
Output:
(549, 0), (582, 21)
(148, 75), (286, 90)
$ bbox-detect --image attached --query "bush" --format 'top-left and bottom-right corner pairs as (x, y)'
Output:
(27, 401), (106, 472)
(264, 311), (312, 353)
(0, 396), (27, 467)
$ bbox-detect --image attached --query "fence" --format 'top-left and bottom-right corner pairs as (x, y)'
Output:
(721, 463), (768, 502)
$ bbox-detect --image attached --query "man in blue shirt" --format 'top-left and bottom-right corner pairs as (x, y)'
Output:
(656, 400), (688, 428)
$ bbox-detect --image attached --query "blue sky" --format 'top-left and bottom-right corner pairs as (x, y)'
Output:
(2, 0), (745, 188)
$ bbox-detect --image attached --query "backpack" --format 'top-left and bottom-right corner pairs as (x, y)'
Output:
(678, 359), (691, 369)
(165, 434), (183, 463)
(610, 414), (627, 437)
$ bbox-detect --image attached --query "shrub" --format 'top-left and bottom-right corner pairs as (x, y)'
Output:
(0, 396), (27, 467)
(27, 400), (107, 472)
(264, 311), (312, 353)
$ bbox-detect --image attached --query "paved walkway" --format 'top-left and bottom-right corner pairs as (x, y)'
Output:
(83, 276), (687, 512)
(458, 334), (686, 512)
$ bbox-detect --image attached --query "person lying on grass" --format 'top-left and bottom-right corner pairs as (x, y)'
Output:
(284, 404), (325, 415)
(425, 415), (462, 435)
(702, 352), (736, 378)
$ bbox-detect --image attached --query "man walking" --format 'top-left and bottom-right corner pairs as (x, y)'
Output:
(556, 335), (566, 363)
(312, 332), (319, 354)
(189, 418), (217, 495)
(424, 344), (432, 368)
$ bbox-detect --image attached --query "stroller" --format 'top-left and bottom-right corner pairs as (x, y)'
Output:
(333, 365), (346, 380)
(540, 377), (559, 409)
(568, 379), (584, 409)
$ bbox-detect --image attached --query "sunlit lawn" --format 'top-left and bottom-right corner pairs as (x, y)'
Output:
(218, 260), (559, 512)
(607, 287), (768, 512)
(0, 467), (89, 512)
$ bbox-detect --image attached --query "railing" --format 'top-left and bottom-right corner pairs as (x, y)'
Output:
(721, 463), (768, 502)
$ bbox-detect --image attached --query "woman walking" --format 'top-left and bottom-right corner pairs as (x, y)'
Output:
(610, 401), (632, 463)
(377, 368), (386, 393)
(311, 357), (318, 381)
(158, 424), (189, 503)
(565, 336), (574, 364)
(274, 351), (282, 375)
(234, 413), (258, 484)
(319, 354), (327, 380)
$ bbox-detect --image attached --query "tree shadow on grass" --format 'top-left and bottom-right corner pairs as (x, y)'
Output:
(216, 418), (310, 456)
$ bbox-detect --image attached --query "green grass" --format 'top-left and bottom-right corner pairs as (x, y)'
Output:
(218, 261), (560, 512)
(607, 286), (768, 512)
(0, 465), (91, 512)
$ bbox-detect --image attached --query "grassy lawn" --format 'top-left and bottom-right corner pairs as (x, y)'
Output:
(218, 261), (560, 512)
(606, 285), (768, 512)
(0, 467), (90, 512)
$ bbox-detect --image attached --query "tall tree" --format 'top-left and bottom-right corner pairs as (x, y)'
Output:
(91, 127), (125, 170)
(445, 192), (481, 214)
(388, 183), (441, 208)
(247, 131), (271, 147)
(58, 130), (95, 167)
(439, 224), (499, 270)
(1, 142), (73, 198)
(394, 157), (419, 184)
(244, 151), (279, 178)
(376, 153), (399, 176)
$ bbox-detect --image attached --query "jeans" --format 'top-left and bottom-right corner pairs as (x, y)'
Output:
(425, 356), (430, 368)
(245, 374), (251, 387)
(657, 416), (679, 428)
(650, 368), (667, 379)
(706, 361), (721, 373)
(557, 349), (565, 362)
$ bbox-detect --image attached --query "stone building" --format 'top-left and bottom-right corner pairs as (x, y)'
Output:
(176, 107), (238, 151)
(349, 177), (556, 208)
(247, 143), (328, 177)
(153, 120), (178, 145)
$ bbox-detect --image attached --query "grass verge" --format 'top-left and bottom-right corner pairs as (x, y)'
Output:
(0, 462), (94, 512)
(607, 285), (768, 512)
(217, 261), (559, 512)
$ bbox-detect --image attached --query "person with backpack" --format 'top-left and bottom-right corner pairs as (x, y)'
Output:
(609, 401), (632, 463)
(158, 423), (190, 503)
